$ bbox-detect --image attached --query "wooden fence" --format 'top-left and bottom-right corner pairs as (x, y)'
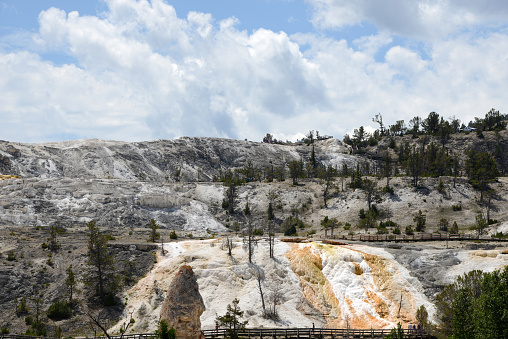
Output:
(320, 233), (508, 243)
(0, 328), (436, 339)
(202, 328), (434, 338)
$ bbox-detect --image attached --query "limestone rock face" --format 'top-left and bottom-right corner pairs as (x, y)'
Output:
(160, 265), (205, 339)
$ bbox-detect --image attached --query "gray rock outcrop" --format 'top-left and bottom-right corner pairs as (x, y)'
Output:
(0, 137), (354, 181)
(160, 265), (205, 339)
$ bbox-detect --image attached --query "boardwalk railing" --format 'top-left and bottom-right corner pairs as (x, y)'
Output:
(321, 233), (508, 243)
(202, 328), (434, 339)
(0, 334), (157, 339)
(0, 329), (435, 339)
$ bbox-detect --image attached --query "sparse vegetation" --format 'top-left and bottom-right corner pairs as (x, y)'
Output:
(156, 320), (176, 339)
(413, 210), (426, 232)
(83, 219), (120, 303)
(215, 298), (248, 339)
(282, 216), (305, 236)
(1, 114), (508, 336)
(47, 300), (71, 320)
(7, 250), (16, 261)
(147, 219), (160, 242)
(435, 267), (508, 338)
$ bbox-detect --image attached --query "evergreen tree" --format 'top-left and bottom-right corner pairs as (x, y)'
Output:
(465, 149), (500, 201)
(84, 220), (119, 302)
(215, 298), (248, 339)
(406, 146), (422, 187)
(318, 165), (337, 208)
(475, 212), (488, 236)
(65, 265), (77, 305)
(267, 202), (274, 220)
(362, 178), (377, 210)
(147, 219), (160, 242)
(413, 210), (426, 232)
(47, 225), (60, 252)
(422, 111), (440, 135)
(222, 173), (242, 214)
(288, 159), (304, 185)
(321, 216), (339, 236)
(435, 267), (508, 339)
(382, 152), (392, 189)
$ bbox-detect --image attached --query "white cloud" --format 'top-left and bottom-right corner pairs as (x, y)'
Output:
(0, 0), (507, 143)
(308, 0), (508, 39)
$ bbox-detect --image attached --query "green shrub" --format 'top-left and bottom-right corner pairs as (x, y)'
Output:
(439, 218), (449, 232)
(386, 220), (397, 227)
(26, 321), (46, 337)
(437, 179), (446, 193)
(103, 293), (116, 307)
(41, 243), (49, 250)
(104, 234), (116, 241)
(7, 251), (16, 261)
(156, 320), (176, 339)
(169, 230), (178, 239)
(492, 232), (508, 239)
(452, 204), (462, 211)
(47, 300), (72, 320)
(282, 215), (306, 235)
(405, 226), (414, 235)
(450, 221), (459, 234)
(393, 227), (401, 235)
(488, 219), (499, 225)
(253, 229), (264, 236)
(25, 315), (33, 325)
(382, 186), (395, 195)
(1, 326), (9, 334)
(16, 297), (29, 316)
(284, 225), (297, 236)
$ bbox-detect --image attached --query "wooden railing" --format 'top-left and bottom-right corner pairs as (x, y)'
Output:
(321, 233), (508, 243)
(0, 328), (435, 339)
(0, 334), (157, 339)
(202, 327), (433, 338)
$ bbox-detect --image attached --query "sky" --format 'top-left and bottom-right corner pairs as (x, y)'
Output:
(1, 0), (508, 143)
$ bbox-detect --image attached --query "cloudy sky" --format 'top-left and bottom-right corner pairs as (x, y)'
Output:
(1, 0), (507, 143)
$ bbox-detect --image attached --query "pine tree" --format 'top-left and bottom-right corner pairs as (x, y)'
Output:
(413, 210), (426, 232)
(84, 220), (119, 302)
(48, 225), (60, 252)
(215, 298), (248, 339)
(65, 265), (77, 305)
(147, 219), (160, 242)
(382, 152), (392, 189)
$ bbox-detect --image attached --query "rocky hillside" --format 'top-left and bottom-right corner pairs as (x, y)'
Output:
(0, 137), (357, 181)
(364, 130), (508, 173)
(1, 135), (508, 336)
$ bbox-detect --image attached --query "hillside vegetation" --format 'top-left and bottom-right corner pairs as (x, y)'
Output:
(0, 111), (507, 337)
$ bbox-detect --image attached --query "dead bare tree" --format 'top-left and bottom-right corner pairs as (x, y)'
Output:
(87, 310), (134, 339)
(243, 219), (258, 264)
(268, 220), (275, 259)
(87, 312), (112, 339)
(252, 266), (266, 316)
(221, 235), (235, 256)
(243, 200), (257, 263)
(266, 190), (277, 259)
(266, 283), (286, 320)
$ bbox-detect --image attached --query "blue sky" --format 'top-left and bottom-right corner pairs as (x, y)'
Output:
(1, 0), (508, 143)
